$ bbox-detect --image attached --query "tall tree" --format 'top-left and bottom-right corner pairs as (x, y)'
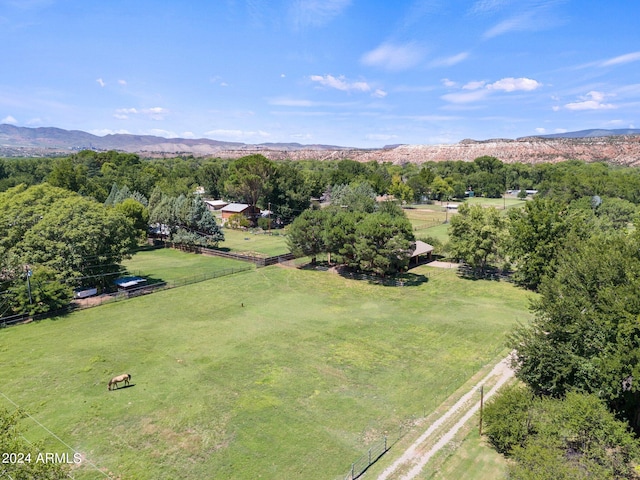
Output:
(352, 212), (415, 276)
(507, 197), (584, 290)
(448, 203), (505, 275)
(286, 209), (327, 264)
(510, 230), (640, 430)
(224, 154), (275, 207)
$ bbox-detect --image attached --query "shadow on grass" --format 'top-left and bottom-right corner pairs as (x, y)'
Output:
(109, 384), (136, 392)
(457, 265), (512, 282)
(109, 383), (136, 392)
(299, 262), (429, 287)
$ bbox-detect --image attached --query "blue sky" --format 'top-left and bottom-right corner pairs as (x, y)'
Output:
(1, 0), (639, 147)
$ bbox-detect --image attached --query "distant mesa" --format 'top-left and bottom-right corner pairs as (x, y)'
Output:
(1, 124), (640, 166)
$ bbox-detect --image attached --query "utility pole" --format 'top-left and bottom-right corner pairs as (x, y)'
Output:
(25, 265), (33, 305)
(479, 385), (484, 435)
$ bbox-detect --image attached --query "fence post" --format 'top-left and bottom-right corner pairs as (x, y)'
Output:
(351, 463), (355, 479)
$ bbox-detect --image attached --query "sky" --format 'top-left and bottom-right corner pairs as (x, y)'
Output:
(1, 0), (639, 148)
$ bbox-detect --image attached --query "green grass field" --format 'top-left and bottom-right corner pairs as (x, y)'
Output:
(0, 251), (531, 479)
(218, 228), (290, 257)
(123, 247), (254, 283)
(465, 196), (527, 210)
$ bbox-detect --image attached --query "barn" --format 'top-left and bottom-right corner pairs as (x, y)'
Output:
(220, 203), (260, 224)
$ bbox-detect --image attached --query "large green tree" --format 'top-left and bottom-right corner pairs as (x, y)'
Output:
(448, 203), (505, 275)
(351, 212), (415, 276)
(224, 154), (275, 207)
(484, 387), (640, 479)
(507, 197), (584, 290)
(0, 184), (138, 308)
(510, 230), (640, 429)
(286, 209), (327, 264)
(150, 194), (224, 246)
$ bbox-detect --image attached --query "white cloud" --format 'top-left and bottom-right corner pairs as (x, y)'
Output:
(118, 79), (127, 86)
(181, 131), (195, 138)
(463, 80), (487, 90)
(290, 0), (351, 29)
(482, 2), (564, 39)
(601, 51), (640, 67)
(470, 0), (513, 14)
(310, 74), (371, 93)
(96, 78), (106, 87)
(535, 127), (546, 134)
(442, 89), (490, 104)
(1, 115), (17, 124)
(114, 106), (169, 120)
(487, 77), (542, 92)
(430, 52), (469, 68)
(204, 129), (270, 140)
(308, 75), (387, 97)
(441, 78), (457, 88)
(442, 76), (542, 104)
(361, 42), (425, 71)
(269, 98), (315, 107)
(563, 91), (616, 111)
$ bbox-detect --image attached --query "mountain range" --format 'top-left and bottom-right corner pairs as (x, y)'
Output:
(2, 124), (640, 166)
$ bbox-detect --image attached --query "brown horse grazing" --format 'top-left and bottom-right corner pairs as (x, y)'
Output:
(108, 373), (131, 390)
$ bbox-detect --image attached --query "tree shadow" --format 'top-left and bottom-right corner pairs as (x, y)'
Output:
(457, 264), (512, 282)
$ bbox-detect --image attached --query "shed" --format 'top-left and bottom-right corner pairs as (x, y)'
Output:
(411, 240), (434, 264)
(221, 203), (260, 223)
(114, 276), (147, 290)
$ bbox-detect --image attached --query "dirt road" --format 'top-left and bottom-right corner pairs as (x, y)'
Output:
(377, 355), (514, 480)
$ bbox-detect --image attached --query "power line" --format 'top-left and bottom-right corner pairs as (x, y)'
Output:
(0, 391), (112, 479)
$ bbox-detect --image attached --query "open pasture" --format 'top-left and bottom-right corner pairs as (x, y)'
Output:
(403, 205), (448, 229)
(0, 254), (531, 479)
(122, 247), (253, 283)
(465, 196), (527, 210)
(218, 227), (290, 257)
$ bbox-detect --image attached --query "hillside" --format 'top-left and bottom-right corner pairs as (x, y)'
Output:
(2, 124), (640, 165)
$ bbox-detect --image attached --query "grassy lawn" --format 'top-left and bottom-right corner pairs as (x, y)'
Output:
(424, 427), (510, 479)
(464, 196), (527, 210)
(218, 227), (290, 257)
(403, 205), (448, 230)
(0, 256), (532, 479)
(123, 247), (254, 283)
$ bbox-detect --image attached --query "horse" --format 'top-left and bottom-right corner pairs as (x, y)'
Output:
(108, 373), (131, 390)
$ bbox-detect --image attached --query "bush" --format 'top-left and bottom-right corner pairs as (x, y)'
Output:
(484, 384), (534, 454)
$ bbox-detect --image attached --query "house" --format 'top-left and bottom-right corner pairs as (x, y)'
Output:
(204, 199), (229, 211)
(220, 203), (261, 224)
(411, 240), (434, 265)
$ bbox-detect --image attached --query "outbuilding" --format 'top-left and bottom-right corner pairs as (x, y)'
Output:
(411, 240), (434, 265)
(220, 203), (260, 224)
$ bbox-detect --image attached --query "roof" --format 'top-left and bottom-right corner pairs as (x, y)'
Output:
(204, 199), (229, 208)
(411, 240), (434, 258)
(221, 203), (250, 213)
(114, 276), (146, 288)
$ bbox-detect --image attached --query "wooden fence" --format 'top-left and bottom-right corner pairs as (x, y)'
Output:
(159, 241), (295, 266)
(0, 265), (252, 328)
